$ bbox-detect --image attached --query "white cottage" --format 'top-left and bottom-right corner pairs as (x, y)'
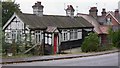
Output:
(3, 2), (93, 54)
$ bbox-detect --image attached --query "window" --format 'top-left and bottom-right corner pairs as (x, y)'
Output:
(62, 29), (81, 41)
(17, 30), (22, 41)
(70, 30), (74, 39)
(106, 18), (112, 25)
(31, 31), (35, 43)
(74, 30), (77, 39)
(12, 30), (16, 40)
(45, 33), (52, 45)
(35, 31), (41, 43)
(48, 34), (52, 45)
(70, 29), (77, 40)
(77, 29), (82, 39)
(62, 30), (68, 41)
(45, 33), (47, 44)
(5, 32), (11, 39)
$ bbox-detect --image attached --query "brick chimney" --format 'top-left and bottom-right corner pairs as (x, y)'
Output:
(114, 9), (119, 20)
(101, 8), (106, 17)
(32, 1), (44, 16)
(65, 5), (75, 18)
(89, 7), (98, 19)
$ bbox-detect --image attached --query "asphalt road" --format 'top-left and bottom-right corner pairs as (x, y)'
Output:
(4, 52), (119, 66)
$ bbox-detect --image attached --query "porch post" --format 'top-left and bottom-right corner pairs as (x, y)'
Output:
(52, 33), (54, 55)
(58, 33), (61, 53)
(43, 31), (45, 55)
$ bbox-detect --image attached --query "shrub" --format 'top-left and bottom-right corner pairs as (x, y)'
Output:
(98, 44), (114, 51)
(2, 42), (11, 55)
(108, 28), (120, 48)
(81, 33), (99, 52)
(11, 40), (17, 56)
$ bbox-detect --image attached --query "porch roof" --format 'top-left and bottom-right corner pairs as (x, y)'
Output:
(46, 26), (57, 33)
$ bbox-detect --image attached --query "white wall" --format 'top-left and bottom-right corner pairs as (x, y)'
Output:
(5, 16), (25, 43)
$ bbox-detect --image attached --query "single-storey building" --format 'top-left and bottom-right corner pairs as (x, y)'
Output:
(3, 2), (93, 54)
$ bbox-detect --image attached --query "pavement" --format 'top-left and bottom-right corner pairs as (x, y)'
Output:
(1, 48), (119, 64)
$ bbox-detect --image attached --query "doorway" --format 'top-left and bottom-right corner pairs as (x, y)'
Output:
(54, 34), (58, 54)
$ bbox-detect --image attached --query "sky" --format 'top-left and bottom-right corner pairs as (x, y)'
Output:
(14, 0), (120, 16)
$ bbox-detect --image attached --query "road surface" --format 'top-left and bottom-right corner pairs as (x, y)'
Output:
(3, 52), (119, 66)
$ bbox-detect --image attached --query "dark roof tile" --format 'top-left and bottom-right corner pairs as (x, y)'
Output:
(17, 13), (93, 29)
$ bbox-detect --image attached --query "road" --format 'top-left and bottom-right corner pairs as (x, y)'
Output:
(4, 52), (119, 66)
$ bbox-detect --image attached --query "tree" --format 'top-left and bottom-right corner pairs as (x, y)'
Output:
(108, 28), (120, 48)
(0, 1), (2, 56)
(81, 33), (99, 52)
(2, 0), (21, 55)
(2, 0), (21, 26)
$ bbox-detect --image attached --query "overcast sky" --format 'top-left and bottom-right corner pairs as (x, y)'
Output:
(15, 0), (120, 16)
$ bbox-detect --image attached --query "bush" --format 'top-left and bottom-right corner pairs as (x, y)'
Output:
(108, 28), (120, 48)
(81, 33), (99, 52)
(98, 44), (114, 51)
(2, 42), (11, 55)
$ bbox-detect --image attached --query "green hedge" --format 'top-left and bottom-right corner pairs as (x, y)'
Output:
(108, 28), (120, 48)
(81, 33), (99, 52)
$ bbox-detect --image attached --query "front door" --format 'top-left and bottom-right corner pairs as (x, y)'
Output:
(54, 34), (58, 54)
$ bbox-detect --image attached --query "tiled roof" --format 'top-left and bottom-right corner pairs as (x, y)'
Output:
(77, 13), (102, 34)
(77, 12), (120, 34)
(16, 13), (93, 29)
(97, 16), (106, 25)
(99, 25), (109, 34)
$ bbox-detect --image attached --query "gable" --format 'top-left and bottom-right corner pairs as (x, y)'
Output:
(106, 12), (120, 25)
(3, 13), (28, 30)
(106, 14), (119, 25)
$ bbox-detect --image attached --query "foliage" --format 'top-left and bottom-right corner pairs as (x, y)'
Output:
(98, 44), (114, 51)
(11, 40), (17, 55)
(0, 1), (2, 55)
(2, 42), (11, 55)
(108, 28), (120, 48)
(81, 32), (99, 52)
(2, 0), (21, 26)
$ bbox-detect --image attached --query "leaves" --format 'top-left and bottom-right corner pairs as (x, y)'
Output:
(108, 28), (120, 48)
(2, 1), (21, 55)
(2, 1), (21, 26)
(81, 33), (99, 52)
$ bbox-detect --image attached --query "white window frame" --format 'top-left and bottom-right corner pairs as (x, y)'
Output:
(35, 30), (42, 44)
(48, 34), (52, 45)
(45, 33), (52, 45)
(77, 29), (82, 39)
(45, 33), (48, 44)
(62, 30), (68, 41)
(106, 18), (112, 25)
(70, 29), (78, 40)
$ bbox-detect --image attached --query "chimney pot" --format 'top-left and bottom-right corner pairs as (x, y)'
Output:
(65, 5), (75, 17)
(89, 7), (98, 19)
(114, 9), (119, 19)
(101, 8), (106, 17)
(32, 2), (44, 16)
